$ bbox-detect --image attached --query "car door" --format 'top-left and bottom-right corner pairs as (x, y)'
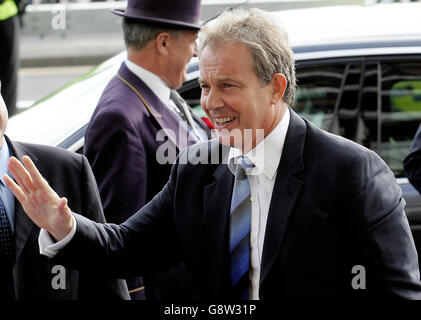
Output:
(295, 56), (421, 264)
(361, 57), (421, 259)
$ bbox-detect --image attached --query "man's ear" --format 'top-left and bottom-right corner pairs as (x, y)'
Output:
(270, 73), (287, 104)
(155, 32), (171, 56)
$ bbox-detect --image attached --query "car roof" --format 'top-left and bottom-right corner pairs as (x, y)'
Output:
(6, 2), (421, 147)
(274, 2), (421, 53)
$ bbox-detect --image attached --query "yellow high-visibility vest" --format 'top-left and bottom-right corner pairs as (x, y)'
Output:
(0, 0), (18, 21)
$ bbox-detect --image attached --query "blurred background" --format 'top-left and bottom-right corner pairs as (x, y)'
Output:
(17, 0), (373, 110)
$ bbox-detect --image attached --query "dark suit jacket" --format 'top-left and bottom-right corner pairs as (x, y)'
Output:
(404, 123), (421, 193)
(8, 137), (130, 300)
(84, 62), (210, 299)
(62, 109), (421, 299)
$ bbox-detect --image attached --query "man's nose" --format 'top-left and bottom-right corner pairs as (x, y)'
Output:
(204, 88), (224, 111)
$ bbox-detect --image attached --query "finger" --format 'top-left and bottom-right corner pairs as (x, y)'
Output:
(8, 159), (31, 195)
(11, 170), (30, 195)
(22, 156), (49, 190)
(8, 157), (36, 193)
(4, 173), (27, 204)
(58, 197), (68, 214)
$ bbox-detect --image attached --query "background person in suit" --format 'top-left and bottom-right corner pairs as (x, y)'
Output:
(6, 8), (421, 299)
(0, 84), (129, 300)
(404, 123), (421, 193)
(83, 0), (210, 300)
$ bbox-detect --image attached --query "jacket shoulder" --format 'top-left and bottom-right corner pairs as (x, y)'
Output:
(303, 118), (381, 164)
(11, 140), (85, 169)
(96, 75), (147, 112)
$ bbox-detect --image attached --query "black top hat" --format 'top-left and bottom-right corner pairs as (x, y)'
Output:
(112, 0), (202, 30)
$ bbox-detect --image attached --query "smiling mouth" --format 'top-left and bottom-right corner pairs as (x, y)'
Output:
(214, 117), (235, 126)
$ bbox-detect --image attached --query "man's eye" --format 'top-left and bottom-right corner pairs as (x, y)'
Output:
(224, 83), (232, 88)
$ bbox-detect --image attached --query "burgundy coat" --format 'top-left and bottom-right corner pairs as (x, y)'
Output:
(84, 62), (209, 299)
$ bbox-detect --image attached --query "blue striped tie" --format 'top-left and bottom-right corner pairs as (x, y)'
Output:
(229, 156), (254, 299)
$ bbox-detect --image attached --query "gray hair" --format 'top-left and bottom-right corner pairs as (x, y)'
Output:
(198, 8), (296, 106)
(122, 18), (182, 51)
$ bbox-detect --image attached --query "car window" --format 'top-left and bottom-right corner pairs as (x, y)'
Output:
(294, 64), (347, 131)
(295, 58), (421, 178)
(180, 79), (201, 109)
(179, 79), (207, 118)
(336, 64), (363, 140)
(359, 63), (379, 149)
(379, 60), (421, 177)
(358, 59), (421, 177)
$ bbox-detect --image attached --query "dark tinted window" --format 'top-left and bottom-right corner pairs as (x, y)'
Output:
(295, 64), (347, 131)
(180, 80), (201, 108)
(354, 60), (421, 177)
(360, 63), (380, 149)
(295, 58), (421, 178)
(179, 80), (206, 117)
(379, 60), (421, 177)
(337, 64), (363, 139)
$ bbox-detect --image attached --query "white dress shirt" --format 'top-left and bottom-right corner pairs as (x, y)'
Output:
(40, 109), (291, 300)
(227, 108), (290, 299)
(125, 59), (182, 117)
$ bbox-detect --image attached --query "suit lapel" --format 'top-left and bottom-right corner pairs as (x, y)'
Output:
(117, 63), (191, 151)
(202, 144), (232, 295)
(5, 137), (39, 262)
(260, 109), (307, 286)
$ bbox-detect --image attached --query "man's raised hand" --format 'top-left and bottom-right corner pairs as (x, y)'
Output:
(4, 156), (73, 241)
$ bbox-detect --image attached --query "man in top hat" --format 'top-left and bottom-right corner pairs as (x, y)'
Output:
(83, 0), (210, 300)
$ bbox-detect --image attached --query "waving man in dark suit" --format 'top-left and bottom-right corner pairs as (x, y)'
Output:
(5, 8), (421, 299)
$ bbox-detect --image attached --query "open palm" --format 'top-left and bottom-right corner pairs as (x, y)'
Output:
(4, 156), (73, 241)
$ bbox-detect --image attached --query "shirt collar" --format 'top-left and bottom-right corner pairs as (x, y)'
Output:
(228, 107), (290, 180)
(125, 59), (172, 106)
(0, 137), (11, 187)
